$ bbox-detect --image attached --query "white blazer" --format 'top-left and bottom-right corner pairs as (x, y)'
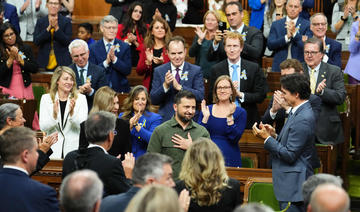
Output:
(6, 0), (47, 41)
(39, 92), (88, 159)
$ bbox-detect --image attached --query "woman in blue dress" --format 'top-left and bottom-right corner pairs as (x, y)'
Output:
(119, 85), (162, 159)
(199, 75), (247, 167)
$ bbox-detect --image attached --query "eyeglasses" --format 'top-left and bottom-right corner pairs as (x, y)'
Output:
(304, 51), (320, 56)
(312, 22), (327, 27)
(103, 26), (117, 30)
(217, 86), (231, 90)
(3, 32), (15, 39)
(47, 2), (60, 6)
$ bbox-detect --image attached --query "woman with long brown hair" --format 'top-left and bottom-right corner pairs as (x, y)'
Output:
(136, 16), (172, 92)
(119, 85), (161, 159)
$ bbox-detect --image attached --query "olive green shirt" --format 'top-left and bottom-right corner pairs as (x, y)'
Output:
(147, 116), (210, 180)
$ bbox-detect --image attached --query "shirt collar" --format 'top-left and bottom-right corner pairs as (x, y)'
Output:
(76, 62), (89, 72)
(169, 116), (196, 130)
(227, 58), (241, 68)
(103, 38), (114, 47)
(3, 165), (29, 175)
(88, 143), (108, 154)
(286, 16), (299, 25)
(230, 23), (244, 34)
(307, 62), (321, 72)
(291, 100), (309, 114)
(171, 62), (185, 72)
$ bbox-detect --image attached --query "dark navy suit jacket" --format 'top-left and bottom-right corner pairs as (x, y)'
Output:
(267, 17), (312, 72)
(34, 14), (72, 69)
(100, 186), (140, 212)
(325, 37), (342, 68)
(150, 62), (204, 122)
(0, 168), (59, 212)
(89, 38), (131, 93)
(265, 101), (316, 202)
(3, 2), (20, 33)
(69, 62), (108, 110)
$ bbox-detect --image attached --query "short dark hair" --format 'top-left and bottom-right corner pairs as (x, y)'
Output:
(174, 90), (196, 105)
(132, 153), (173, 185)
(280, 73), (310, 100)
(279, 59), (304, 73)
(166, 35), (186, 51)
(225, 1), (243, 12)
(85, 111), (116, 144)
(304, 37), (324, 53)
(0, 127), (36, 164)
(78, 22), (93, 34)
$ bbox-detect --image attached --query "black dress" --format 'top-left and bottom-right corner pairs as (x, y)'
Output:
(175, 178), (242, 212)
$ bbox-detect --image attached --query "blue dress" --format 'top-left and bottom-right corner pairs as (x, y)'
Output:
(119, 111), (162, 159)
(198, 105), (247, 167)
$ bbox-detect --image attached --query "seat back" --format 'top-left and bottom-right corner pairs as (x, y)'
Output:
(243, 177), (280, 211)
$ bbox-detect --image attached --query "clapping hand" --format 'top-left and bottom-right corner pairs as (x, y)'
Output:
(129, 110), (141, 130)
(194, 26), (206, 44)
(316, 79), (327, 93)
(69, 98), (76, 117)
(153, 56), (164, 64)
(163, 70), (173, 89)
(38, 132), (58, 153)
(145, 48), (153, 66)
(122, 152), (135, 179)
(252, 122), (271, 140)
(200, 100), (210, 123)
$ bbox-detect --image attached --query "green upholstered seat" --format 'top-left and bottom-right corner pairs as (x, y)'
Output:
(32, 85), (46, 113)
(248, 182), (280, 211)
(241, 156), (254, 168)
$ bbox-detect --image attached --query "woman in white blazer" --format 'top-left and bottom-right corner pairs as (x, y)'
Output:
(39, 66), (88, 159)
(6, 0), (47, 41)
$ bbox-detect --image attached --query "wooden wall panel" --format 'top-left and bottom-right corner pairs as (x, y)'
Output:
(73, 0), (111, 21)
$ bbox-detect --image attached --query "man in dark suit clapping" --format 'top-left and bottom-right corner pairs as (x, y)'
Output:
(209, 31), (267, 129)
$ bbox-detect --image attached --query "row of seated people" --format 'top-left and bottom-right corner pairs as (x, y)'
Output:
(0, 8), (346, 161)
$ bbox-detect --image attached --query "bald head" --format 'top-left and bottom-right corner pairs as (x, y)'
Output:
(308, 184), (350, 212)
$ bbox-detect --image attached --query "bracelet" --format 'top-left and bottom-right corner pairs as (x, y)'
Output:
(341, 16), (348, 21)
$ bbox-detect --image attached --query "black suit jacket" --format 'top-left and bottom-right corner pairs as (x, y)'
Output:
(62, 146), (131, 196)
(209, 59), (267, 129)
(0, 44), (38, 88)
(208, 25), (264, 64)
(182, 0), (204, 24)
(302, 62), (346, 144)
(79, 118), (131, 160)
(69, 62), (108, 110)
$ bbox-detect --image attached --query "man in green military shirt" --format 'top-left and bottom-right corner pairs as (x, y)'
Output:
(147, 90), (210, 180)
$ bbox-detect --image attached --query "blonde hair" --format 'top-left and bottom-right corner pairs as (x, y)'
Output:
(124, 184), (182, 212)
(49, 66), (78, 103)
(90, 86), (117, 114)
(121, 85), (155, 120)
(144, 17), (172, 49)
(202, 10), (220, 31)
(223, 31), (244, 47)
(212, 75), (237, 104)
(179, 137), (229, 206)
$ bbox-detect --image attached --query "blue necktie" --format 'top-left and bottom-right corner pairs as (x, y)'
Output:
(231, 64), (240, 106)
(106, 43), (112, 53)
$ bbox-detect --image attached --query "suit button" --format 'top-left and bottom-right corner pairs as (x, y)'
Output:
(22, 70), (24, 73)
(24, 80), (27, 83)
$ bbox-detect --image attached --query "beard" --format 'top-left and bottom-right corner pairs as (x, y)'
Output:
(176, 111), (193, 124)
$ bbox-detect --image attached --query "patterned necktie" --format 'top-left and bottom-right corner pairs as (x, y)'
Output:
(310, 69), (316, 94)
(79, 69), (85, 85)
(106, 43), (112, 53)
(175, 67), (181, 83)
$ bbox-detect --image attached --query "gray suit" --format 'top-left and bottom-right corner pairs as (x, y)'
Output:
(265, 101), (315, 203)
(302, 62), (346, 144)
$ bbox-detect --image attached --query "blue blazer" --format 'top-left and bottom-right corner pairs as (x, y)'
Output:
(0, 168), (59, 212)
(100, 186), (140, 212)
(150, 62), (204, 122)
(324, 37), (342, 68)
(3, 2), (20, 33)
(249, 0), (266, 29)
(264, 102), (316, 202)
(119, 111), (162, 159)
(69, 62), (108, 110)
(89, 39), (132, 93)
(34, 14), (72, 69)
(267, 17), (312, 72)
